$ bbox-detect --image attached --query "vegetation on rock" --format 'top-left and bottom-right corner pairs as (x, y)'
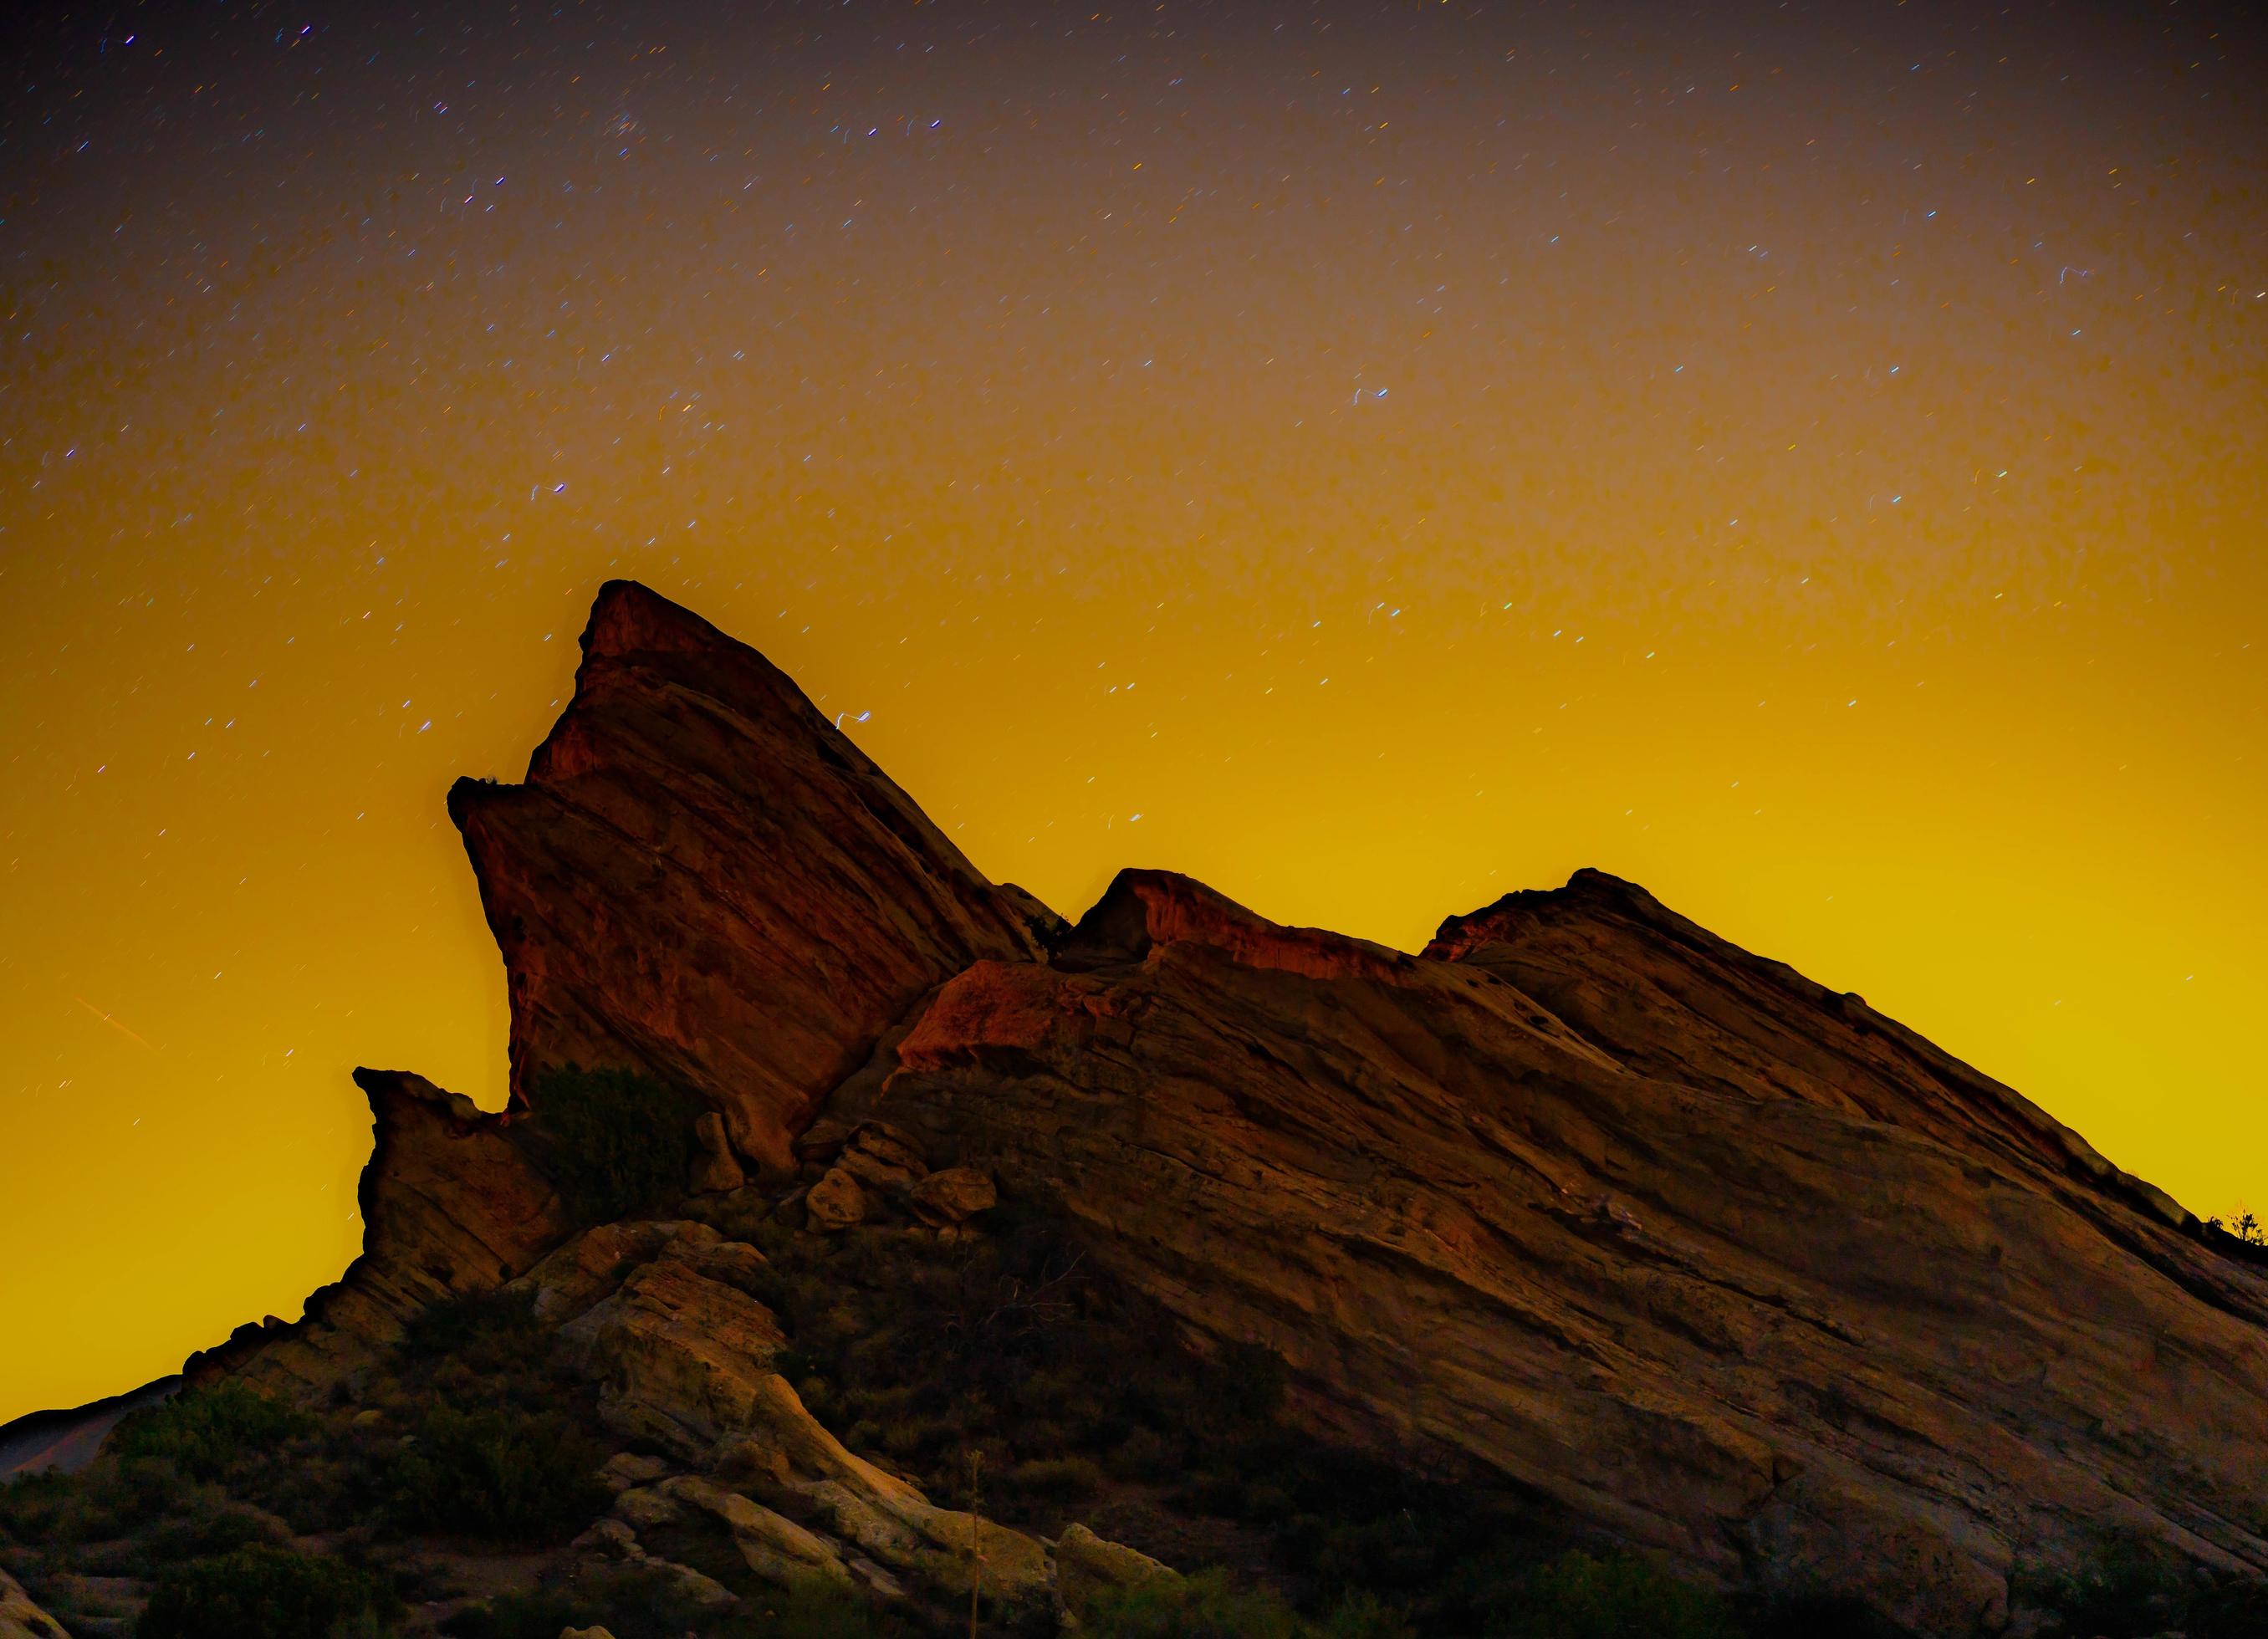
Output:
(525, 1064), (709, 1223)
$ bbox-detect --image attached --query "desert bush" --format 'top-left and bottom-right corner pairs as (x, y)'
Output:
(526, 1063), (707, 1223)
(1085, 1569), (1305, 1639)
(717, 1574), (901, 1638)
(442, 1567), (896, 1639)
(137, 1500), (282, 1563)
(2040, 1539), (2189, 1638)
(435, 1585), (591, 1639)
(1487, 1550), (1739, 1639)
(1744, 1590), (1903, 1639)
(384, 1405), (605, 1542)
(110, 1382), (312, 1481)
(136, 1543), (399, 1639)
(2193, 1578), (2268, 1639)
(1004, 1455), (1103, 1504)
(400, 1288), (546, 1364)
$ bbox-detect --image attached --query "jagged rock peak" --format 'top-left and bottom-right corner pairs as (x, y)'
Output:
(447, 580), (1044, 1174)
(1055, 866), (1409, 982)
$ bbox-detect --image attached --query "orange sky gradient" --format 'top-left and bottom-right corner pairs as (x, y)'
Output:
(2, 0), (2263, 1423)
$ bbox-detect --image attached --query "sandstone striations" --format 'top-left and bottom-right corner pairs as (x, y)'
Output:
(185, 1069), (568, 1395)
(447, 579), (1046, 1175)
(173, 581), (2268, 1632)
(873, 868), (2268, 1632)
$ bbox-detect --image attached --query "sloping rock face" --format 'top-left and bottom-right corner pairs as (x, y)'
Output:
(447, 579), (1045, 1175)
(185, 1070), (568, 1394)
(0, 1568), (71, 1639)
(871, 869), (2268, 1634)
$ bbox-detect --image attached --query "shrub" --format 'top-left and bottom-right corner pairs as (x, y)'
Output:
(442, 1569), (890, 1639)
(1747, 1591), (1903, 1639)
(437, 1586), (593, 1639)
(1489, 1550), (1739, 1639)
(399, 1289), (546, 1363)
(1085, 1569), (1305, 1639)
(526, 1063), (707, 1223)
(110, 1382), (312, 1481)
(2042, 1539), (2189, 1638)
(718, 1574), (895, 1639)
(2194, 1579), (2268, 1639)
(385, 1405), (606, 1543)
(1004, 1455), (1103, 1504)
(136, 1544), (399, 1639)
(1310, 1592), (1418, 1639)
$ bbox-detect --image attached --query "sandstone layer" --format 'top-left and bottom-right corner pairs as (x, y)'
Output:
(871, 869), (2268, 1632)
(447, 579), (1045, 1175)
(186, 1070), (567, 1395)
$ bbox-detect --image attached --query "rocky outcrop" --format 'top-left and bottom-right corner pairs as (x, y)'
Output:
(447, 580), (1045, 1176)
(554, 1228), (1077, 1617)
(0, 1570), (70, 1639)
(559, 1238), (788, 1459)
(871, 867), (2268, 1635)
(1054, 1523), (1177, 1621)
(172, 581), (2268, 1630)
(186, 1070), (570, 1395)
(0, 1379), (177, 1480)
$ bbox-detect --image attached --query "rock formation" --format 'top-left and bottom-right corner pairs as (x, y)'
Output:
(0, 1570), (69, 1639)
(871, 868), (2268, 1633)
(447, 580), (1046, 1176)
(187, 580), (2268, 1631)
(186, 1070), (568, 1395)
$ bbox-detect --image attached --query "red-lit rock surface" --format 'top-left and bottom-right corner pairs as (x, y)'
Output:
(870, 868), (2268, 1632)
(184, 583), (2268, 1628)
(447, 579), (1046, 1175)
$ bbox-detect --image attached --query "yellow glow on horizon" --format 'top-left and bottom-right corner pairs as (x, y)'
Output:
(1, 1), (2261, 1422)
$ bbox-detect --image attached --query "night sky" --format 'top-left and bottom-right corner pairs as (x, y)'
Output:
(3, 0), (2262, 1422)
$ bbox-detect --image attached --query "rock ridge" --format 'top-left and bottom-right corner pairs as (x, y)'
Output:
(176, 581), (2268, 1633)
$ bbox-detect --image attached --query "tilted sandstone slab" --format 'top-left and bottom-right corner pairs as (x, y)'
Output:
(447, 580), (1046, 1174)
(186, 1069), (569, 1395)
(871, 868), (2268, 1634)
(0, 1568), (70, 1639)
(558, 1238), (1055, 1611)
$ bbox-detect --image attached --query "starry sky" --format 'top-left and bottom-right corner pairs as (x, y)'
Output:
(3, 0), (2263, 1422)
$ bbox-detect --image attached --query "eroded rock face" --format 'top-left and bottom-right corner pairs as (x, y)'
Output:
(447, 580), (1045, 1175)
(559, 1252), (788, 1458)
(871, 868), (2268, 1634)
(0, 1568), (71, 1639)
(186, 1070), (569, 1395)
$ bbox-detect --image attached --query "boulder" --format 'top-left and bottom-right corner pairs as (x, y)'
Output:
(905, 1167), (995, 1228)
(1055, 1522), (1177, 1617)
(681, 1239), (769, 1295)
(835, 1121), (927, 1193)
(660, 1474), (853, 1587)
(559, 1259), (785, 1458)
(718, 1374), (1053, 1608)
(0, 1569), (69, 1639)
(511, 1220), (701, 1323)
(805, 1166), (866, 1232)
(794, 1119), (853, 1166)
(599, 1451), (672, 1493)
(692, 1111), (746, 1194)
